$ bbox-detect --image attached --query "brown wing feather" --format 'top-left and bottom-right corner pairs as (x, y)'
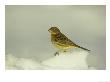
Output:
(54, 33), (77, 46)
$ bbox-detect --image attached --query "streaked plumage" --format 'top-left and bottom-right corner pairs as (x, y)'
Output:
(48, 27), (90, 53)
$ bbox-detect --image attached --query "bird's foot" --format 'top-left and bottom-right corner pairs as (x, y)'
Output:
(63, 50), (67, 52)
(54, 52), (59, 56)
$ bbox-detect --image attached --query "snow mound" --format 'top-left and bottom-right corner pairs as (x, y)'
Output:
(6, 51), (96, 70)
(42, 50), (89, 69)
(5, 54), (43, 70)
(6, 54), (18, 69)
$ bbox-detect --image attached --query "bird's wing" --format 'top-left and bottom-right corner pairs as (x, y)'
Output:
(55, 33), (77, 46)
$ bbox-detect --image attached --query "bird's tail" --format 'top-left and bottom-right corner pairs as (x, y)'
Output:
(76, 45), (90, 51)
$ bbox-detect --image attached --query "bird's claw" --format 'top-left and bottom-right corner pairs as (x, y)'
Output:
(54, 52), (59, 56)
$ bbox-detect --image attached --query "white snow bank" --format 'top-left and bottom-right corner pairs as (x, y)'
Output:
(6, 50), (96, 70)
(42, 50), (89, 69)
(5, 54), (43, 70)
(6, 54), (18, 69)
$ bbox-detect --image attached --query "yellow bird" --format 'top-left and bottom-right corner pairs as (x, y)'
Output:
(48, 27), (90, 55)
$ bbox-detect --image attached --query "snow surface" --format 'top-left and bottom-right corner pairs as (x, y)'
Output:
(6, 50), (96, 70)
(6, 54), (43, 70)
(42, 50), (89, 69)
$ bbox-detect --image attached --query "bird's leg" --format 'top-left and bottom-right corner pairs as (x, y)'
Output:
(63, 50), (67, 52)
(54, 49), (62, 56)
(63, 49), (68, 52)
(54, 51), (59, 56)
(54, 50), (67, 56)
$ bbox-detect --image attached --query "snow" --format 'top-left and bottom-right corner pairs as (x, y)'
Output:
(6, 50), (96, 70)
(42, 50), (89, 69)
(6, 54), (43, 70)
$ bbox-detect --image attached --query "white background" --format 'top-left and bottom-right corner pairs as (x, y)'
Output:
(0, 0), (110, 82)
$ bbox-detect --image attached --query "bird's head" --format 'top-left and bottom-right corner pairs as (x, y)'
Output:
(48, 27), (60, 34)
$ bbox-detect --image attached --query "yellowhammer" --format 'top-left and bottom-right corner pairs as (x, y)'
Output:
(48, 27), (90, 55)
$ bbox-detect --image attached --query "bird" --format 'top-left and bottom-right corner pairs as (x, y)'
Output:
(48, 27), (90, 55)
